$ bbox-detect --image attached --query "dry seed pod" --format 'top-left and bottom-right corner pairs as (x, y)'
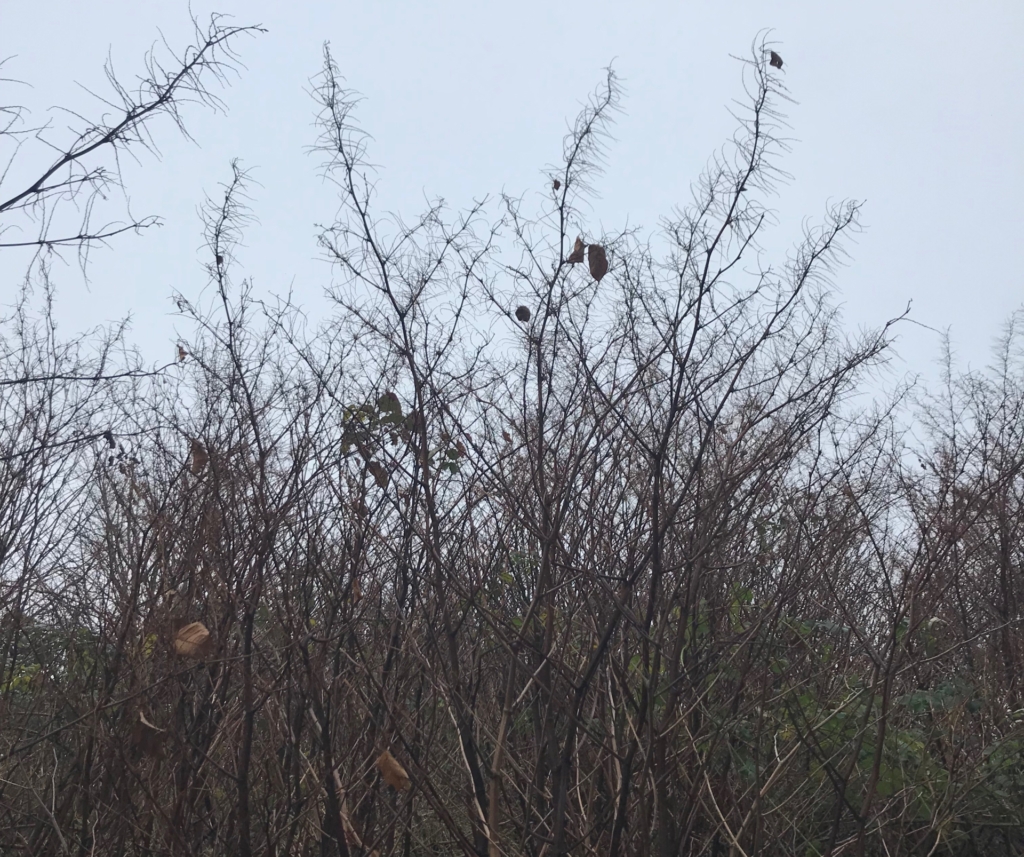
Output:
(588, 244), (609, 282)
(515, 305), (531, 323)
(173, 621), (214, 659)
(189, 439), (209, 475)
(769, 51), (783, 69)
(376, 750), (411, 791)
(566, 236), (585, 264)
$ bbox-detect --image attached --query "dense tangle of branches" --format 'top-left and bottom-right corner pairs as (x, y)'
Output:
(1, 21), (1023, 857)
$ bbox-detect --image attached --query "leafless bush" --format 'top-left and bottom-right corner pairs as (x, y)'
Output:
(1, 27), (1022, 857)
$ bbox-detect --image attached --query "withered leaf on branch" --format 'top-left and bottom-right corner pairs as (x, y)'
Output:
(376, 750), (411, 791)
(332, 768), (365, 849)
(190, 439), (209, 475)
(588, 244), (609, 282)
(515, 305), (531, 322)
(173, 621), (214, 659)
(769, 50), (783, 69)
(133, 710), (167, 758)
(552, 178), (561, 191)
(177, 344), (188, 362)
(377, 391), (402, 416)
(367, 460), (389, 490)
(139, 711), (162, 731)
(566, 236), (585, 264)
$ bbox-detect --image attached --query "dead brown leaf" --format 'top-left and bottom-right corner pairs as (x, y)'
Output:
(333, 768), (365, 848)
(133, 710), (167, 758)
(367, 460), (389, 490)
(566, 236), (585, 264)
(769, 51), (783, 69)
(588, 244), (609, 282)
(190, 439), (209, 475)
(174, 621), (214, 659)
(376, 750), (411, 791)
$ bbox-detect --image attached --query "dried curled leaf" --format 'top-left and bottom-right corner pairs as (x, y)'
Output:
(177, 344), (188, 362)
(566, 236), (585, 264)
(376, 750), (411, 791)
(769, 50), (783, 69)
(588, 244), (609, 282)
(552, 178), (561, 191)
(174, 621), (214, 659)
(515, 305), (531, 323)
(140, 711), (161, 731)
(190, 439), (209, 475)
(377, 391), (402, 416)
(133, 710), (167, 758)
(367, 460), (389, 490)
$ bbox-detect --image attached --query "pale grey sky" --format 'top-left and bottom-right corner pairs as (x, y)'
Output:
(3, 1), (1022, 380)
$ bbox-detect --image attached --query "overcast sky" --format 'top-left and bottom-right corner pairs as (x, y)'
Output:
(3, 0), (1022, 384)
